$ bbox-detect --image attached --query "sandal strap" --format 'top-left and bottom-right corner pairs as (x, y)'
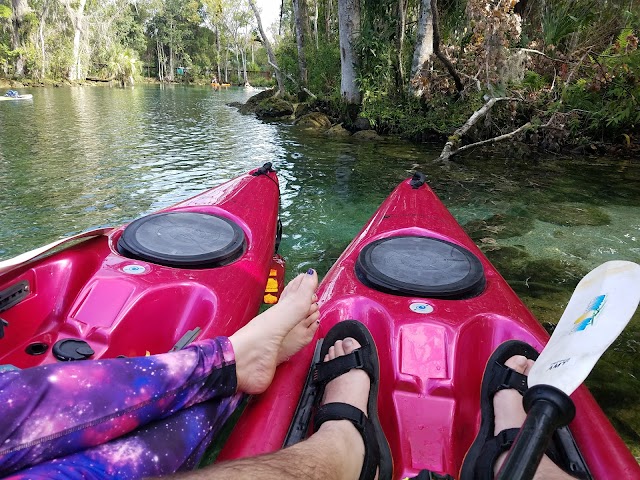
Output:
(488, 361), (528, 396)
(476, 428), (520, 479)
(314, 402), (380, 480)
(475, 428), (564, 479)
(313, 348), (372, 385)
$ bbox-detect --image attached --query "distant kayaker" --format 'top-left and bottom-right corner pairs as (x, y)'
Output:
(0, 268), (576, 480)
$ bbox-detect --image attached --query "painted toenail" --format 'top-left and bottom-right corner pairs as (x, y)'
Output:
(307, 269), (314, 275)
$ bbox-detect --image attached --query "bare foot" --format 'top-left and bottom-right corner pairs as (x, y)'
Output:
(493, 356), (576, 480)
(229, 269), (319, 394)
(318, 338), (369, 480)
(277, 273), (320, 364)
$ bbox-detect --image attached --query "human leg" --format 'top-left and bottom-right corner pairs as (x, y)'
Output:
(0, 270), (319, 478)
(164, 336), (372, 480)
(0, 337), (239, 477)
(4, 399), (242, 480)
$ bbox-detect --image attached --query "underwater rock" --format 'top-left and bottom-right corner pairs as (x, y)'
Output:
(325, 124), (351, 137)
(294, 112), (332, 129)
(536, 203), (611, 226)
(255, 97), (295, 119)
(239, 88), (277, 114)
(353, 130), (383, 141)
(464, 208), (535, 241)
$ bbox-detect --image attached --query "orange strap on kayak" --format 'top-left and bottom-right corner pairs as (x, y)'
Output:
(263, 254), (286, 304)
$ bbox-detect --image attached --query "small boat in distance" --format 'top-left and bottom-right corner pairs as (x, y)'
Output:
(0, 90), (33, 101)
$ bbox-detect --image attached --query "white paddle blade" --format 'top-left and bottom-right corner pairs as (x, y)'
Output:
(528, 260), (640, 395)
(0, 227), (113, 276)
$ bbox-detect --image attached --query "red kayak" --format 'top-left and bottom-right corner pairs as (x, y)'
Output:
(220, 173), (639, 478)
(0, 164), (282, 368)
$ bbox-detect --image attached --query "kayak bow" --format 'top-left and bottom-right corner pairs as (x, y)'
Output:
(0, 164), (281, 368)
(220, 172), (640, 479)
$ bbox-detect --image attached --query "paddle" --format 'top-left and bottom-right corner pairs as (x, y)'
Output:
(496, 260), (640, 480)
(0, 227), (113, 277)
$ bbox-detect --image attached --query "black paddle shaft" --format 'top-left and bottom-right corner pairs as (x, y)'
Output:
(496, 384), (576, 480)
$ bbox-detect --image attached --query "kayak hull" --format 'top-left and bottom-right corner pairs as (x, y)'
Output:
(0, 94), (33, 101)
(0, 166), (281, 367)
(220, 176), (639, 478)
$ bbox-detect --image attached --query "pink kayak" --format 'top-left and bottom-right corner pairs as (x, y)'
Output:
(0, 164), (282, 368)
(219, 172), (639, 479)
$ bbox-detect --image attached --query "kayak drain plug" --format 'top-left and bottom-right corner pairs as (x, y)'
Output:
(52, 339), (95, 361)
(25, 342), (48, 356)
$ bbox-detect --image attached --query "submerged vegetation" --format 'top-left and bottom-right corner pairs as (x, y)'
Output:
(1, 0), (639, 150)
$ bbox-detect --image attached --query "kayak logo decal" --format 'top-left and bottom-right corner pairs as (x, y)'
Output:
(548, 358), (571, 370)
(572, 294), (607, 332)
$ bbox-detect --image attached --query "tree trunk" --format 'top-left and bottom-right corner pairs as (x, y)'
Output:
(248, 0), (285, 96)
(235, 45), (241, 83)
(394, 0), (408, 90)
(409, 0), (434, 97)
(216, 27), (222, 81)
(224, 48), (229, 82)
(431, 0), (463, 92)
(325, 0), (332, 40)
(156, 40), (165, 81)
(293, 0), (308, 87)
(338, 0), (361, 104)
(62, 0), (87, 81)
(10, 0), (31, 77)
(241, 48), (248, 84)
(313, 0), (319, 48)
(168, 44), (175, 81)
(38, 0), (50, 79)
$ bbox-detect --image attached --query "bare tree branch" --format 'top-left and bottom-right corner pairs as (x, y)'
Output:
(267, 60), (317, 99)
(438, 97), (517, 161)
(452, 122), (532, 156)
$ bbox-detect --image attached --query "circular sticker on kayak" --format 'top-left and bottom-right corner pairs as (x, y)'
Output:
(123, 264), (147, 275)
(410, 302), (434, 314)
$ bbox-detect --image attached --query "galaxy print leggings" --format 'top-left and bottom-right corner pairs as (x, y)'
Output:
(0, 337), (244, 479)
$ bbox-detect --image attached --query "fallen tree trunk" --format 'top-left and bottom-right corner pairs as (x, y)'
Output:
(438, 96), (528, 161)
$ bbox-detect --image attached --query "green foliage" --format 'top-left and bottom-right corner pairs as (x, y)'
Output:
(0, 4), (11, 18)
(563, 28), (640, 135)
(306, 42), (340, 96)
(522, 71), (548, 91)
(360, 92), (485, 139)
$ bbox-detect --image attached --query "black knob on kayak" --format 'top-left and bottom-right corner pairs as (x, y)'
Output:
(252, 162), (275, 176)
(410, 172), (427, 189)
(53, 339), (95, 361)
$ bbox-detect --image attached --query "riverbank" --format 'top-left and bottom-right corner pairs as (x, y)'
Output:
(231, 87), (640, 160)
(3, 76), (637, 159)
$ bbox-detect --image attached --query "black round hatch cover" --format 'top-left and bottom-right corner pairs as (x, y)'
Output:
(355, 236), (485, 299)
(118, 212), (245, 268)
(53, 339), (95, 361)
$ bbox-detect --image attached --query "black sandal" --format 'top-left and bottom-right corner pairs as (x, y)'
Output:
(460, 340), (591, 480)
(312, 320), (393, 480)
